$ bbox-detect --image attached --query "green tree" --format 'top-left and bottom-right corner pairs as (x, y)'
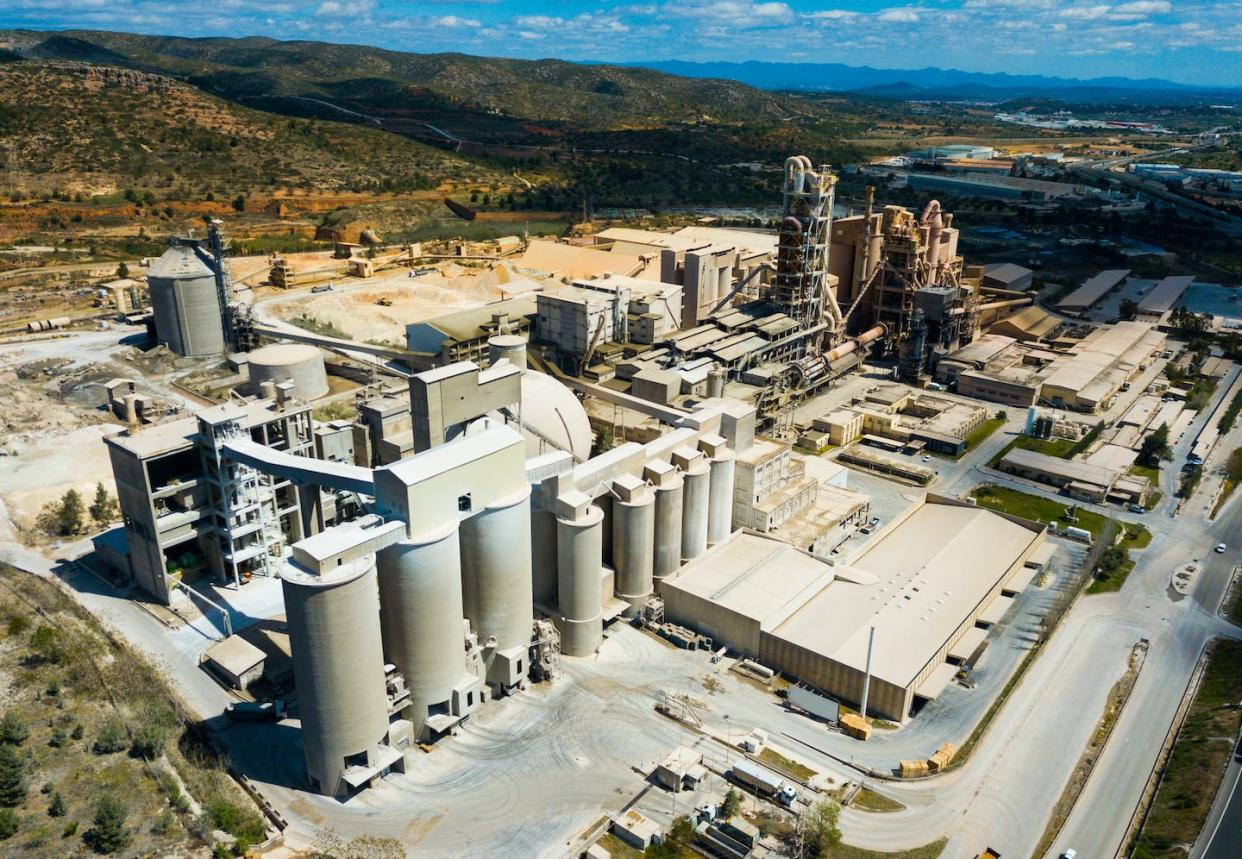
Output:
(721, 787), (742, 818)
(0, 808), (16, 839)
(56, 489), (85, 536)
(0, 713), (27, 746)
(92, 721), (127, 755)
(48, 792), (65, 818)
(1119, 298), (1138, 321)
(0, 745), (26, 807)
(800, 798), (842, 857)
(1138, 423), (1171, 467)
(29, 626), (62, 665)
(85, 794), (130, 854)
(89, 483), (117, 523)
(115, 261), (129, 279)
(232, 194), (246, 213)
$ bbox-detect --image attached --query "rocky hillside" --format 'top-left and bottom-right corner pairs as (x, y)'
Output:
(0, 60), (497, 196)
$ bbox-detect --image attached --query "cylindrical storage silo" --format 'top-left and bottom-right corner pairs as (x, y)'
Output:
(677, 451), (710, 562)
(247, 343), (329, 401)
(377, 525), (465, 741)
(147, 243), (225, 357)
(282, 554), (389, 796)
(459, 487), (534, 684)
(704, 443), (736, 546)
(706, 368), (726, 399)
(556, 504), (603, 656)
(611, 475), (655, 617)
(488, 334), (527, 370)
(645, 461), (684, 581)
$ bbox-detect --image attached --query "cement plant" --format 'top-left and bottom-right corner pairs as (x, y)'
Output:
(4, 145), (1242, 859)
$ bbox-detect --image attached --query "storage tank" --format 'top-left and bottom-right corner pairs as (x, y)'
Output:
(702, 437), (736, 546)
(247, 343), (329, 401)
(459, 486), (534, 687)
(646, 460), (684, 581)
(282, 551), (389, 796)
(148, 242), (225, 357)
(377, 525), (467, 741)
(611, 475), (655, 616)
(675, 448), (710, 561)
(556, 500), (603, 656)
(488, 334), (527, 370)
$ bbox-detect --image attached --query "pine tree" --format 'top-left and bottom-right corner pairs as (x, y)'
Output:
(89, 483), (116, 523)
(0, 745), (26, 807)
(56, 489), (85, 536)
(48, 792), (65, 818)
(85, 794), (130, 854)
(0, 713), (27, 746)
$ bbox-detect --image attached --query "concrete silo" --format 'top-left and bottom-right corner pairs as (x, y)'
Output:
(674, 446), (710, 561)
(459, 488), (534, 691)
(555, 490), (603, 656)
(701, 434), (736, 546)
(611, 474), (654, 616)
(646, 459), (684, 581)
(282, 531), (393, 796)
(148, 240), (226, 357)
(377, 524), (481, 741)
(247, 343), (329, 401)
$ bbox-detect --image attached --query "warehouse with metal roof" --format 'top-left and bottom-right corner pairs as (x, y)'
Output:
(659, 496), (1046, 721)
(1057, 269), (1130, 313)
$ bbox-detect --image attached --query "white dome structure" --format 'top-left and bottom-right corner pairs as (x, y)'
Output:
(460, 367), (592, 461)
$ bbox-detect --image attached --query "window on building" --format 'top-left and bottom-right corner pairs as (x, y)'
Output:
(458, 493), (472, 513)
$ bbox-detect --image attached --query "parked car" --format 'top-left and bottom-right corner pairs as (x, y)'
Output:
(1130, 504), (1146, 514)
(1216, 543), (1227, 554)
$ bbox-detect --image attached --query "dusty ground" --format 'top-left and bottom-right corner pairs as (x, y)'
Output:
(265, 262), (546, 344)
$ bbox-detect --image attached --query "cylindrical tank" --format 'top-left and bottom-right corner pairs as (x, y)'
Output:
(459, 487), (534, 669)
(649, 465), (684, 581)
(247, 343), (329, 401)
(488, 334), (527, 370)
(612, 480), (655, 616)
(282, 553), (389, 796)
(681, 456), (710, 561)
(706, 368), (726, 399)
(148, 243), (225, 357)
(556, 505), (603, 656)
(376, 525), (465, 741)
(706, 447), (736, 546)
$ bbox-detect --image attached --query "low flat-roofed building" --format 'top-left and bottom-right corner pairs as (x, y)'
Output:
(518, 238), (655, 280)
(1137, 275), (1195, 320)
(1039, 321), (1165, 412)
(660, 496), (1045, 721)
(203, 635), (266, 690)
(405, 297), (536, 367)
(1057, 269), (1131, 312)
(983, 262), (1034, 292)
(997, 447), (1149, 504)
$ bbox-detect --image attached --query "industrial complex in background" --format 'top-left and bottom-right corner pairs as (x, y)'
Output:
(44, 151), (1234, 856)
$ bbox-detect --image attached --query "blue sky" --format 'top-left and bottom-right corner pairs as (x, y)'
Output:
(2, 1), (1241, 86)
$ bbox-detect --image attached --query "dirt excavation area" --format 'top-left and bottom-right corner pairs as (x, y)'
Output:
(263, 262), (547, 345)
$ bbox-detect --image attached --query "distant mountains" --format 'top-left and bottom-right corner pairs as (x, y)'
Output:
(623, 60), (1242, 105)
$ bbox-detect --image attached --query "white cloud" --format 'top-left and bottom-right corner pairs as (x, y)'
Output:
(805, 9), (858, 20)
(877, 8), (921, 23)
(432, 15), (480, 28)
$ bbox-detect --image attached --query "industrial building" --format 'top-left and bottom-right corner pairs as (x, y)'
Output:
(812, 385), (989, 456)
(660, 496), (1046, 721)
(935, 321), (1165, 413)
(1135, 275), (1195, 322)
(997, 447), (1150, 505)
(405, 297), (536, 367)
(1057, 269), (1131, 314)
(983, 263), (1034, 293)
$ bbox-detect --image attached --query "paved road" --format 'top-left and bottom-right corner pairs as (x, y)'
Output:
(1195, 735), (1242, 859)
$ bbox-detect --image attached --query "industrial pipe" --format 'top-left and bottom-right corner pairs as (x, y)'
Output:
(823, 324), (886, 362)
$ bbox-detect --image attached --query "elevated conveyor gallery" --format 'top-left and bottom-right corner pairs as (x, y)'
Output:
(221, 437), (375, 495)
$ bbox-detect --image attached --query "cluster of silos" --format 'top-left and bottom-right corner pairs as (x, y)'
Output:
(282, 549), (390, 797)
(148, 240), (226, 357)
(551, 434), (736, 656)
(376, 523), (476, 742)
(247, 343), (329, 401)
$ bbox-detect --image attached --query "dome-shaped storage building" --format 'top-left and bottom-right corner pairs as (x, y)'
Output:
(148, 242), (225, 357)
(460, 368), (593, 461)
(247, 343), (329, 401)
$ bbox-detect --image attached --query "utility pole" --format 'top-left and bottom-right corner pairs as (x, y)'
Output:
(859, 625), (875, 723)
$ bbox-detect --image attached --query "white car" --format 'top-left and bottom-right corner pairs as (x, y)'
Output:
(1061, 850), (1077, 859)
(922, 454), (932, 462)
(1216, 543), (1227, 554)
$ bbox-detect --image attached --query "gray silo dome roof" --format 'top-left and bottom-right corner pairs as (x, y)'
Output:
(147, 244), (216, 280)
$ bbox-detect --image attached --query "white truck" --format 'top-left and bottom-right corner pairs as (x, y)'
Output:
(731, 761), (798, 807)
